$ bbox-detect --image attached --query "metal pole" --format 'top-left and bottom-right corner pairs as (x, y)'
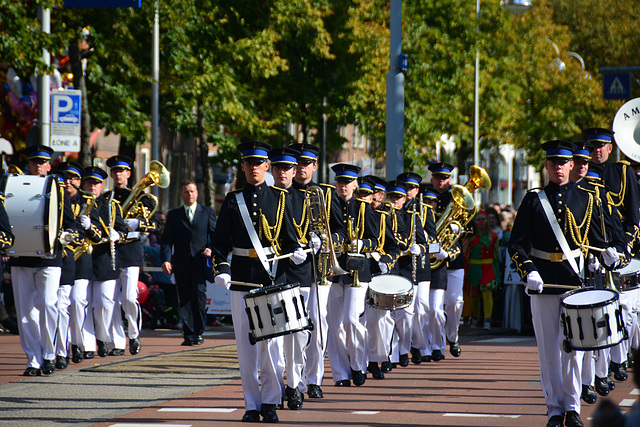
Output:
(151, 2), (160, 196)
(473, 0), (481, 205)
(385, 0), (404, 181)
(38, 7), (51, 147)
(320, 97), (327, 183)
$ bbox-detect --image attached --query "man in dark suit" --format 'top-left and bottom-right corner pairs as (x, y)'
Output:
(161, 180), (217, 346)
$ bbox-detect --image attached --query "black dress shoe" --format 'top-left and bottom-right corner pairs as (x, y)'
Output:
(335, 379), (351, 387)
(545, 414), (563, 427)
(129, 337), (141, 355)
(83, 351), (95, 359)
(399, 353), (409, 367)
(307, 384), (323, 398)
(431, 349), (445, 361)
(367, 362), (384, 379)
(41, 359), (56, 376)
(594, 376), (609, 396)
(108, 349), (125, 356)
(606, 376), (616, 390)
(260, 404), (278, 423)
(565, 410), (583, 427)
(380, 361), (392, 372)
(195, 335), (204, 345)
(285, 386), (303, 410)
(351, 369), (366, 386)
(97, 340), (108, 357)
(55, 355), (68, 370)
(449, 341), (461, 357)
(610, 361), (628, 381)
(410, 347), (422, 364)
(241, 409), (261, 422)
(23, 367), (39, 377)
(581, 384), (597, 404)
(181, 338), (193, 346)
(71, 345), (84, 363)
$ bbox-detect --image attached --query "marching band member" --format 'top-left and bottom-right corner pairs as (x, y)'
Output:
(288, 143), (336, 399)
(362, 176), (400, 379)
(509, 140), (626, 427)
(106, 155), (155, 356)
(82, 167), (126, 358)
(326, 163), (377, 387)
(428, 162), (462, 359)
(587, 127), (640, 383)
(12, 145), (71, 376)
(64, 162), (97, 363)
(269, 146), (321, 410)
(211, 140), (306, 423)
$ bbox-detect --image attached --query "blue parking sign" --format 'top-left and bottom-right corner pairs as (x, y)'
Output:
(51, 90), (82, 152)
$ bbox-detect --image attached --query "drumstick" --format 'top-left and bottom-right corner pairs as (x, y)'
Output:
(269, 248), (313, 262)
(229, 280), (263, 288)
(581, 245), (625, 257)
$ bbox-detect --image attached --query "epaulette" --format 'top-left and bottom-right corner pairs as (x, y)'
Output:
(356, 198), (371, 204)
(576, 183), (596, 195)
(319, 183), (335, 190)
(618, 160), (631, 166)
(270, 185), (289, 194)
(584, 178), (605, 188)
(227, 188), (243, 195)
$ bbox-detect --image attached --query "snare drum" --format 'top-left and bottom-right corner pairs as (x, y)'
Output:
(1, 174), (62, 258)
(612, 258), (640, 292)
(244, 283), (314, 345)
(560, 288), (626, 351)
(366, 274), (414, 310)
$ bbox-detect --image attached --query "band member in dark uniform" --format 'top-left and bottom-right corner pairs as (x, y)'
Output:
(509, 140), (627, 427)
(81, 167), (126, 358)
(211, 140), (306, 423)
(161, 180), (217, 346)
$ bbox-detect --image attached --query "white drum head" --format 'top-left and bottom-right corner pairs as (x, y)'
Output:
(563, 289), (617, 306)
(614, 258), (640, 275)
(369, 274), (413, 294)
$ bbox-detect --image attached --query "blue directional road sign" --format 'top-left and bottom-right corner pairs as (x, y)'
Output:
(603, 72), (632, 100)
(64, 0), (141, 7)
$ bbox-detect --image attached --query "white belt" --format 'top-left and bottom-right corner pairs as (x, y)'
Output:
(530, 248), (581, 263)
(232, 246), (275, 258)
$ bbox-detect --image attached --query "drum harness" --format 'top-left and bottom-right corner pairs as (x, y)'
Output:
(236, 192), (278, 285)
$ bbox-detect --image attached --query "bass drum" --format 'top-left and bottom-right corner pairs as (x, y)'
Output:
(1, 174), (62, 258)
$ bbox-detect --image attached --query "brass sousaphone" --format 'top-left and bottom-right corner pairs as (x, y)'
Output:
(612, 97), (640, 162)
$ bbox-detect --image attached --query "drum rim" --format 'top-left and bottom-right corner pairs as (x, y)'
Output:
(564, 336), (625, 351)
(249, 323), (313, 342)
(561, 288), (618, 309)
(244, 282), (300, 298)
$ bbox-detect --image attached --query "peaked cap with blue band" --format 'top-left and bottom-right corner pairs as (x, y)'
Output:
(369, 176), (388, 193)
(356, 176), (375, 194)
(238, 140), (272, 162)
(397, 171), (423, 187)
(542, 140), (577, 160)
(422, 185), (440, 201)
(288, 143), (320, 162)
(428, 162), (455, 176)
(84, 166), (108, 182)
(386, 180), (408, 196)
(268, 147), (299, 165)
(25, 145), (54, 161)
(584, 128), (614, 145)
(572, 141), (594, 161)
(585, 163), (604, 180)
(331, 163), (361, 182)
(61, 161), (85, 178)
(106, 155), (133, 170)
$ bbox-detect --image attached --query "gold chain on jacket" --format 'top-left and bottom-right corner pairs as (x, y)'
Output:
(565, 194), (593, 255)
(259, 191), (286, 254)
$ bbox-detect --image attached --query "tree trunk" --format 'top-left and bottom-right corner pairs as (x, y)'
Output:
(196, 99), (214, 207)
(69, 38), (92, 167)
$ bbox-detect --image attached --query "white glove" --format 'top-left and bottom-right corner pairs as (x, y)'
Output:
(526, 270), (544, 293)
(214, 273), (231, 290)
(109, 228), (120, 242)
(309, 232), (322, 254)
(588, 257), (601, 272)
(378, 261), (389, 274)
(602, 247), (620, 268)
(449, 223), (460, 234)
(125, 218), (140, 232)
(80, 215), (91, 230)
(409, 243), (421, 256)
(290, 247), (307, 265)
(59, 231), (73, 245)
(435, 248), (448, 261)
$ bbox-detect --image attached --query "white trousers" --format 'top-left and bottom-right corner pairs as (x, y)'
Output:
(365, 304), (394, 363)
(411, 281), (431, 352)
(444, 268), (464, 343)
(305, 284), (330, 386)
(112, 266), (141, 349)
(581, 351), (594, 386)
(530, 294), (582, 418)
(282, 287), (311, 393)
(11, 266), (62, 368)
(231, 291), (282, 411)
(55, 284), (72, 357)
(326, 280), (369, 381)
(69, 279), (96, 351)
(595, 348), (610, 378)
(611, 288), (637, 364)
(93, 280), (118, 344)
(424, 288), (446, 355)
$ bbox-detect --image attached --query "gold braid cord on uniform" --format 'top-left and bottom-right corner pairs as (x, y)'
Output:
(347, 201), (367, 242)
(0, 197), (13, 249)
(606, 164), (627, 219)
(259, 191), (285, 255)
(294, 191), (310, 244)
(565, 193), (593, 257)
(376, 209), (388, 256)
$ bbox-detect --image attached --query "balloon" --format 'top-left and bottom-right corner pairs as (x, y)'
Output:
(137, 281), (149, 304)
